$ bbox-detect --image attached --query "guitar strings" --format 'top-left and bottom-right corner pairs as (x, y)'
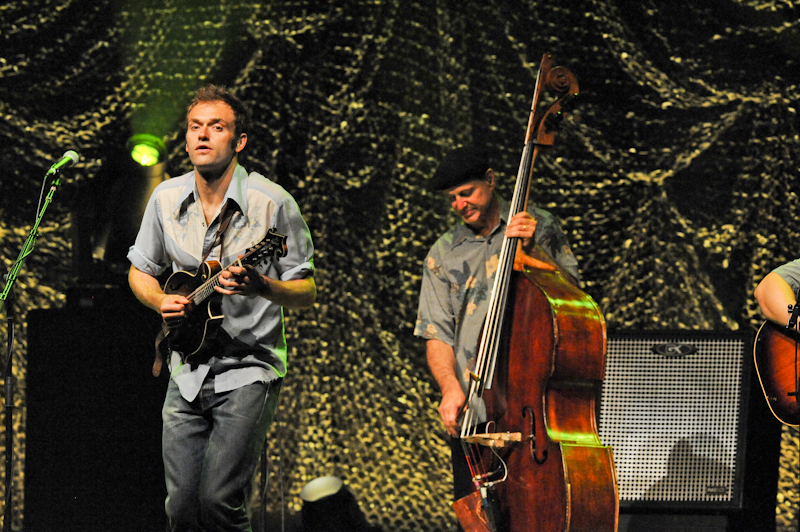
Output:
(186, 254), (250, 304)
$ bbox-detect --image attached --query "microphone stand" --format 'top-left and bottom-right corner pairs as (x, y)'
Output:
(1, 287), (13, 532)
(0, 166), (68, 532)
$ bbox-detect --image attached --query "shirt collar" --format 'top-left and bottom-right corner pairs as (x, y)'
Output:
(173, 164), (249, 219)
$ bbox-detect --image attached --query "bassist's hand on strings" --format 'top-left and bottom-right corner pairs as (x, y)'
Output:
(426, 339), (467, 437)
(506, 212), (559, 275)
(439, 385), (467, 438)
(505, 211), (538, 253)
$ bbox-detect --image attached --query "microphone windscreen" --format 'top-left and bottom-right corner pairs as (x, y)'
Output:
(62, 150), (80, 165)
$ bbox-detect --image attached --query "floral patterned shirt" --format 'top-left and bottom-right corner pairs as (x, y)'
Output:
(414, 198), (579, 422)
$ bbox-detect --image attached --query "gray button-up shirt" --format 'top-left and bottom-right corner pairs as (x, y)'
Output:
(128, 165), (314, 401)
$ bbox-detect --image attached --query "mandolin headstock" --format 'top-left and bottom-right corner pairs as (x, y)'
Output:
(244, 228), (288, 267)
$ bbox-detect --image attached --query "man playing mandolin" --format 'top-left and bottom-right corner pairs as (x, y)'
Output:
(414, 144), (580, 509)
(128, 85), (316, 531)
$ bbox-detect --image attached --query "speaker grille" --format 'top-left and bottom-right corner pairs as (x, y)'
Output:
(599, 331), (751, 509)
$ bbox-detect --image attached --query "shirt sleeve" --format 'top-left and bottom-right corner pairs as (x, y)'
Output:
(531, 207), (581, 284)
(773, 259), (800, 296)
(127, 191), (169, 277)
(271, 195), (315, 281)
(414, 242), (456, 346)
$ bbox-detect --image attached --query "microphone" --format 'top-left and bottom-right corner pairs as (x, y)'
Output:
(47, 150), (80, 174)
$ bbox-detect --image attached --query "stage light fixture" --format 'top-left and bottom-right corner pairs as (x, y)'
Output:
(126, 134), (166, 167)
(300, 476), (374, 532)
(91, 134), (169, 268)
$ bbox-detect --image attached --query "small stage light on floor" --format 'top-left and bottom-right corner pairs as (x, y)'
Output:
(299, 476), (376, 532)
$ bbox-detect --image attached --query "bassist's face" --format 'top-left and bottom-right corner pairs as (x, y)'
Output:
(445, 170), (498, 235)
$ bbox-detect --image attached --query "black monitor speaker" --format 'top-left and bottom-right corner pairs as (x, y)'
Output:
(599, 329), (781, 532)
(24, 291), (167, 532)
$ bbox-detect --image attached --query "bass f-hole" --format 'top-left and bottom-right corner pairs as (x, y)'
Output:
(522, 406), (547, 465)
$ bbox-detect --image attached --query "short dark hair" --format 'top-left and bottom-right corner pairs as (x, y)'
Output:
(186, 84), (251, 139)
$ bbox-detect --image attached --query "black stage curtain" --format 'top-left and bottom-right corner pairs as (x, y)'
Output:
(1, 1), (799, 531)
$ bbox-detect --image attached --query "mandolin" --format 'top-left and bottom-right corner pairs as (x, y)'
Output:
(753, 319), (800, 426)
(156, 228), (287, 362)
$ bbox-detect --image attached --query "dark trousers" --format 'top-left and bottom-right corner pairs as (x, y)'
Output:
(448, 436), (475, 502)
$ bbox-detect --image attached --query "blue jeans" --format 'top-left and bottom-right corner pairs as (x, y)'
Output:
(162, 377), (282, 532)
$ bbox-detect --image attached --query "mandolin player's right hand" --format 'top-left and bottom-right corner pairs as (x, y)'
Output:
(160, 293), (190, 327)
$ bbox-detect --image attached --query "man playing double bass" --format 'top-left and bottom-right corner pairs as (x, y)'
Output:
(413, 144), (581, 510)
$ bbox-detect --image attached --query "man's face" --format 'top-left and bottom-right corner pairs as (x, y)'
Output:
(185, 100), (243, 176)
(446, 175), (495, 228)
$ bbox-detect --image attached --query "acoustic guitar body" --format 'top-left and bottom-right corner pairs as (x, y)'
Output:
(754, 320), (800, 426)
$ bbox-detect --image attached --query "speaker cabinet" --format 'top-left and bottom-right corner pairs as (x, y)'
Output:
(599, 330), (752, 511)
(24, 291), (167, 531)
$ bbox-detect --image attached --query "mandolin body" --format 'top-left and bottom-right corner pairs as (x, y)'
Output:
(162, 261), (225, 359)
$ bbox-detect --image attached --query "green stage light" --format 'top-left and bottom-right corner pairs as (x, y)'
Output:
(131, 143), (160, 166)
(126, 134), (166, 167)
(94, 134), (170, 265)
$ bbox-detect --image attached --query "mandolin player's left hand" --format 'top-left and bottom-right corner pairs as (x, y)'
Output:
(217, 257), (267, 297)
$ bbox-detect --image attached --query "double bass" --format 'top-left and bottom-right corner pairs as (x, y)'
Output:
(453, 54), (619, 532)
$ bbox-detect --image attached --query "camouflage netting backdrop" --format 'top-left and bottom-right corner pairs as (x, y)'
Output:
(2, 0), (800, 530)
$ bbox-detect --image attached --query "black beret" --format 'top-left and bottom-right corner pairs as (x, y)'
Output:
(429, 144), (492, 191)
